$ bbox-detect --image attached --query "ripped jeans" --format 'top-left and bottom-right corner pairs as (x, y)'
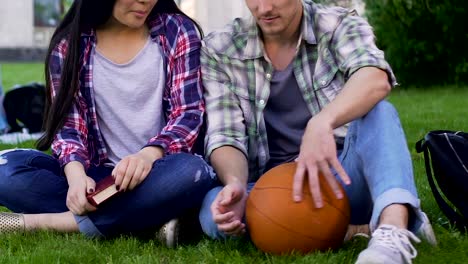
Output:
(0, 150), (217, 238)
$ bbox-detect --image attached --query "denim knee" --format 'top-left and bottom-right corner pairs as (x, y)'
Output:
(199, 186), (227, 240)
(373, 100), (396, 113)
(0, 149), (67, 213)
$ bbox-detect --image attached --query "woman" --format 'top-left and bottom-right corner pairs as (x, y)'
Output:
(0, 0), (215, 246)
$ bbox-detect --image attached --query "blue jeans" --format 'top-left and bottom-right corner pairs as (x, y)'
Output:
(199, 101), (425, 239)
(0, 150), (217, 238)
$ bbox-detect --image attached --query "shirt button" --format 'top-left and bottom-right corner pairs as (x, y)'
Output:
(321, 80), (327, 86)
(266, 73), (272, 80)
(259, 99), (266, 105)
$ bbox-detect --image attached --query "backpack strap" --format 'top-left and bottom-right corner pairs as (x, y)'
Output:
(418, 139), (468, 231)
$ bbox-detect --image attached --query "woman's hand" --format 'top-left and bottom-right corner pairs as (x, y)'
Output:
(113, 146), (163, 191)
(66, 174), (97, 215)
(64, 161), (97, 215)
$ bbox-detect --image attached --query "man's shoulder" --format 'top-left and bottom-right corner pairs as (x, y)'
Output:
(202, 17), (253, 56)
(304, 0), (356, 37)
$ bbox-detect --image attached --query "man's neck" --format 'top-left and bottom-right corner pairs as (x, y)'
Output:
(262, 7), (303, 70)
(263, 27), (301, 71)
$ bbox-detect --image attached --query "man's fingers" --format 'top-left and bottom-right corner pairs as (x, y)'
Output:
(319, 160), (343, 200)
(330, 158), (351, 185)
(219, 188), (234, 206)
(217, 219), (243, 233)
(292, 163), (307, 202)
(305, 163), (323, 208)
(223, 222), (246, 236)
(213, 210), (235, 224)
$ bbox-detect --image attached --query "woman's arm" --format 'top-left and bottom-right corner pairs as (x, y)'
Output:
(47, 39), (96, 214)
(48, 39), (91, 170)
(145, 16), (204, 154)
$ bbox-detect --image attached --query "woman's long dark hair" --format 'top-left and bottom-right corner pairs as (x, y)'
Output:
(36, 0), (202, 150)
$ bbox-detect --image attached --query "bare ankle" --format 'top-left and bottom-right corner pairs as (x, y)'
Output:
(23, 214), (40, 231)
(378, 204), (409, 229)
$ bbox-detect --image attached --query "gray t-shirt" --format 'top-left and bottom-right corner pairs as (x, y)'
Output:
(92, 38), (166, 164)
(264, 62), (312, 170)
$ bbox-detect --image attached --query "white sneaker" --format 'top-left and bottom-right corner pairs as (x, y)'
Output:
(415, 212), (437, 246)
(355, 225), (420, 264)
(156, 219), (180, 248)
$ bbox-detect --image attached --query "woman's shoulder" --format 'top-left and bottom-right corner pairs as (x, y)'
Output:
(148, 13), (198, 36)
(49, 37), (70, 58)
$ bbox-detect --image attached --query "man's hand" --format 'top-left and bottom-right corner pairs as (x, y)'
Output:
(211, 182), (248, 236)
(293, 116), (350, 208)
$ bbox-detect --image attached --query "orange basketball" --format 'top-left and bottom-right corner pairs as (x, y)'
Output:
(245, 162), (350, 255)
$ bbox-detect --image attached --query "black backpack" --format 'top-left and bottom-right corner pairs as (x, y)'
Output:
(3, 82), (46, 133)
(416, 130), (468, 232)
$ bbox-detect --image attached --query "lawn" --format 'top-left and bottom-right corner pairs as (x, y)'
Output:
(0, 63), (467, 263)
(0, 63), (45, 91)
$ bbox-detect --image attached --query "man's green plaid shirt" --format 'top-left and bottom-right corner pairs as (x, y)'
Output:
(201, 0), (397, 181)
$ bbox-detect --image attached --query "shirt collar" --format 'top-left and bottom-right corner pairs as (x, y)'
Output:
(238, 2), (317, 60)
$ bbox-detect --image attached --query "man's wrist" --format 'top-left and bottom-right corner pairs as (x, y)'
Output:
(308, 111), (335, 129)
(225, 178), (248, 189)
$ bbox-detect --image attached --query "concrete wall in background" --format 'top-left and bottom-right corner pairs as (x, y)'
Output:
(0, 0), (54, 61)
(0, 0), (34, 48)
(180, 0), (250, 34)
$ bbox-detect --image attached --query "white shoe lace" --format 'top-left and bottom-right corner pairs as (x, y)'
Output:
(371, 225), (421, 264)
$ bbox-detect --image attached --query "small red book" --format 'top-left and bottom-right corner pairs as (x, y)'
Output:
(86, 175), (119, 207)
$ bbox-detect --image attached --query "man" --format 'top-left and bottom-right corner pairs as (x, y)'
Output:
(198, 0), (437, 263)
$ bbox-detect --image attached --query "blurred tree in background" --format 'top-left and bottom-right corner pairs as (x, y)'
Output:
(364, 0), (468, 86)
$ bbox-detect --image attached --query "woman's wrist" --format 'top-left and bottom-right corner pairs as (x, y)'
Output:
(64, 161), (87, 181)
(139, 146), (164, 163)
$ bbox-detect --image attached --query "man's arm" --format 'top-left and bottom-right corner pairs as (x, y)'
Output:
(208, 146), (249, 236)
(210, 146), (249, 187)
(294, 67), (390, 207)
(201, 36), (251, 236)
(293, 13), (395, 207)
(316, 66), (391, 129)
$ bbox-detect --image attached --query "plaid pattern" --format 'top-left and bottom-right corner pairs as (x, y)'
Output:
(201, 1), (396, 181)
(49, 13), (204, 169)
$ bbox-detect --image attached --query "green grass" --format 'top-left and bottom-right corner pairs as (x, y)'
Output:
(0, 63), (467, 263)
(0, 63), (44, 91)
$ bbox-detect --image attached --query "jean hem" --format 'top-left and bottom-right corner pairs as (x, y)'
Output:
(370, 187), (422, 233)
(74, 215), (104, 238)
